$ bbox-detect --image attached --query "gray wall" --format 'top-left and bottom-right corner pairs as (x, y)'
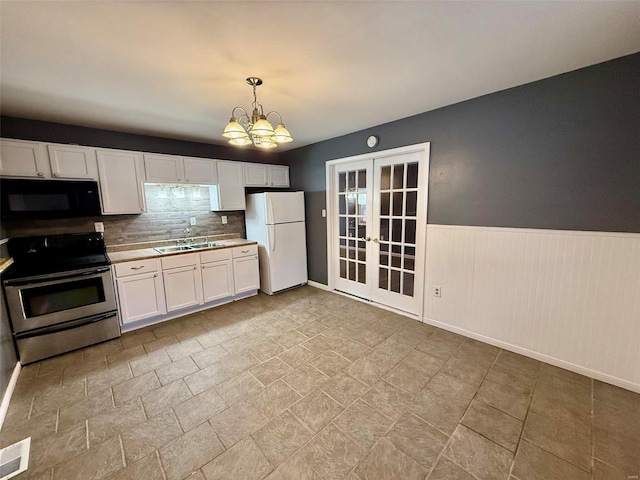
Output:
(0, 116), (285, 164)
(281, 53), (640, 284)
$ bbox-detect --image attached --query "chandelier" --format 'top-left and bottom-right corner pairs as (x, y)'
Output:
(222, 77), (293, 149)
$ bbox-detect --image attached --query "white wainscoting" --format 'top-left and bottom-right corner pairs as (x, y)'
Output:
(423, 225), (640, 393)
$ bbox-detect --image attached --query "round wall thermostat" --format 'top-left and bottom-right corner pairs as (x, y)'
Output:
(367, 135), (379, 148)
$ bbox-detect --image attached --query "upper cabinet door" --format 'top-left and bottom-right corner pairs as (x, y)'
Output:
(269, 165), (290, 187)
(97, 149), (146, 214)
(183, 157), (217, 184)
(144, 153), (185, 183)
(244, 163), (269, 186)
(210, 160), (245, 211)
(47, 144), (98, 179)
(0, 139), (50, 178)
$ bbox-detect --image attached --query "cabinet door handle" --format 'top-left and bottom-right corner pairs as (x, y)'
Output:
(154, 274), (158, 277)
(131, 266), (145, 270)
(52, 173), (59, 177)
(37, 172), (44, 177)
(241, 249), (249, 253)
(193, 266), (197, 270)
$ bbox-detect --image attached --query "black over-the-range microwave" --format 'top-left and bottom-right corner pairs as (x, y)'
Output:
(0, 178), (102, 219)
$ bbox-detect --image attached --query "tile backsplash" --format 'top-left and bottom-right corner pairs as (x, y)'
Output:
(3, 184), (245, 245)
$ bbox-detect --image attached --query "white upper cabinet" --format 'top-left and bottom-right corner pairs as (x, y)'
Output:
(244, 163), (269, 186)
(183, 157), (217, 184)
(96, 149), (146, 214)
(210, 160), (246, 211)
(145, 153), (217, 185)
(269, 165), (290, 187)
(1, 139), (99, 180)
(144, 153), (185, 183)
(0, 139), (50, 177)
(243, 162), (289, 187)
(47, 144), (98, 179)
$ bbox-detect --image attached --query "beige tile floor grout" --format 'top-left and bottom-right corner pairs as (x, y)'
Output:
(1, 286), (638, 480)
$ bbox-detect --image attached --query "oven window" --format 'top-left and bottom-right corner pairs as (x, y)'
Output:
(22, 278), (106, 318)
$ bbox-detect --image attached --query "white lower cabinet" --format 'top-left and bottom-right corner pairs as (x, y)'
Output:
(232, 245), (260, 294)
(114, 259), (166, 325)
(200, 249), (234, 302)
(114, 245), (258, 329)
(162, 253), (203, 312)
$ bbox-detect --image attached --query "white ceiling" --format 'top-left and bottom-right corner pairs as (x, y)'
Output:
(1, 1), (639, 151)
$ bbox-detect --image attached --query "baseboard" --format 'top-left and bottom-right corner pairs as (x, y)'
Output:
(422, 316), (640, 394)
(0, 362), (21, 431)
(307, 280), (330, 291)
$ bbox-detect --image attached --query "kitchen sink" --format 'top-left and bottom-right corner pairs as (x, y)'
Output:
(187, 242), (225, 250)
(154, 242), (225, 254)
(154, 245), (195, 254)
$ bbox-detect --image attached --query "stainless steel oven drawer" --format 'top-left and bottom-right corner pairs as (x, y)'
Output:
(15, 311), (120, 364)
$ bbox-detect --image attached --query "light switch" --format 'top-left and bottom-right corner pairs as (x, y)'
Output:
(321, 209), (326, 218)
(190, 217), (197, 226)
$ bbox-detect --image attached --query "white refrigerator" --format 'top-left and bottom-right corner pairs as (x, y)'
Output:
(245, 191), (308, 295)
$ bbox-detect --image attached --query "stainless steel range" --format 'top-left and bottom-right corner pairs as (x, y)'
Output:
(3, 233), (120, 364)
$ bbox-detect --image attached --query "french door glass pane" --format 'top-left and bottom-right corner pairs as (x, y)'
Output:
(347, 171), (355, 190)
(358, 241), (366, 261)
(380, 218), (389, 242)
(393, 164), (404, 189)
(405, 220), (416, 244)
(393, 192), (403, 216)
(392, 219), (402, 242)
(340, 260), (347, 279)
(339, 217), (346, 237)
(339, 173), (346, 192)
(348, 262), (356, 281)
(406, 191), (417, 216)
(358, 263), (366, 284)
(379, 267), (388, 289)
(391, 244), (402, 268)
(390, 270), (401, 293)
(381, 167), (391, 190)
(403, 273), (414, 296)
(339, 194), (346, 215)
(407, 163), (418, 188)
(381, 193), (390, 216)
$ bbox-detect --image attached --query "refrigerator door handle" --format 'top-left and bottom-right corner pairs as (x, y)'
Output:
(268, 224), (276, 252)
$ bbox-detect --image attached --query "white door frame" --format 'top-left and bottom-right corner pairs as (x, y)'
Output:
(325, 142), (430, 318)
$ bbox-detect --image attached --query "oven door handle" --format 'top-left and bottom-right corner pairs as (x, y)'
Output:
(4, 267), (111, 287)
(14, 311), (118, 339)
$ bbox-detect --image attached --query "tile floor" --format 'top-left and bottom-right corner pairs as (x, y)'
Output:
(1, 286), (638, 480)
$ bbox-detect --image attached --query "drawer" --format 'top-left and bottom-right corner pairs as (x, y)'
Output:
(114, 258), (160, 278)
(200, 248), (232, 264)
(161, 252), (198, 270)
(232, 244), (258, 258)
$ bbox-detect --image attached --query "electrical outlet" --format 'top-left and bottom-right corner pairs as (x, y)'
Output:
(94, 222), (104, 233)
(190, 217), (197, 226)
(433, 285), (441, 297)
(221, 215), (228, 224)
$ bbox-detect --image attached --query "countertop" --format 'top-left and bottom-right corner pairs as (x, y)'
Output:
(107, 237), (257, 264)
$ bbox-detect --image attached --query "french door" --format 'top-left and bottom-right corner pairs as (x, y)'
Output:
(331, 145), (428, 315)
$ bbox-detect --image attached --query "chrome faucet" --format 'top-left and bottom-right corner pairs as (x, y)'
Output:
(176, 228), (192, 245)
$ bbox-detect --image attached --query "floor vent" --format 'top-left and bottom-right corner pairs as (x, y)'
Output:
(0, 437), (30, 480)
